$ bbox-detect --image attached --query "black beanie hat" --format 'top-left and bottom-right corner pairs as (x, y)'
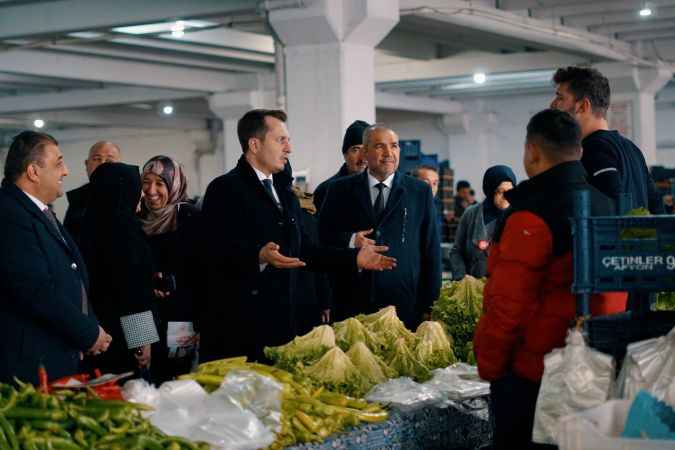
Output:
(341, 120), (371, 154)
(456, 180), (471, 191)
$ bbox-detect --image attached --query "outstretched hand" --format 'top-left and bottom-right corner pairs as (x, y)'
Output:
(354, 228), (375, 248)
(259, 242), (306, 269)
(356, 244), (397, 271)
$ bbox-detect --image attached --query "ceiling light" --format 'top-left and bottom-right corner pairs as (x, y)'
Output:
(639, 7), (652, 17)
(162, 105), (174, 115)
(33, 119), (45, 129)
(473, 72), (487, 84)
(171, 21), (185, 38)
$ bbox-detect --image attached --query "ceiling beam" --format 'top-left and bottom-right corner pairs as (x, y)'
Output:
(528, 0), (675, 20)
(619, 28), (675, 41)
(376, 51), (586, 83)
(0, 0), (258, 40)
(590, 19), (675, 36)
(563, 7), (675, 29)
(157, 27), (275, 55)
(6, 110), (208, 130)
(0, 87), (204, 114)
(399, 0), (640, 63)
(375, 91), (462, 114)
(0, 49), (259, 92)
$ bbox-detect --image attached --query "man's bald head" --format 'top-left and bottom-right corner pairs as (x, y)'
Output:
(85, 141), (121, 178)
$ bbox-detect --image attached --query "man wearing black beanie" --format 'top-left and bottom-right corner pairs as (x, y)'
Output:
(313, 120), (370, 211)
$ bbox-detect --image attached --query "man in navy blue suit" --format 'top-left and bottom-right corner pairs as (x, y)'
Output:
(0, 131), (111, 384)
(319, 125), (442, 328)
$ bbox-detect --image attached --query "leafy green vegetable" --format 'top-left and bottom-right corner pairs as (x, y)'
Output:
(620, 207), (657, 239)
(264, 325), (336, 371)
(347, 342), (394, 389)
(386, 338), (431, 382)
(431, 276), (485, 362)
(655, 292), (675, 311)
(303, 347), (368, 397)
(334, 317), (385, 353)
(414, 321), (456, 369)
(357, 306), (417, 349)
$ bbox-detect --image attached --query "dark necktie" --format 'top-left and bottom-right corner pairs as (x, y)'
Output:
(43, 208), (89, 315)
(262, 179), (282, 211)
(374, 182), (386, 219)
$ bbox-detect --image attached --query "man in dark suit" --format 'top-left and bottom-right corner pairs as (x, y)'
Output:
(319, 125), (442, 329)
(0, 131), (112, 384)
(64, 141), (121, 246)
(199, 109), (396, 363)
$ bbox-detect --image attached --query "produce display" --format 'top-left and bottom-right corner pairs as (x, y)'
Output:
(179, 357), (388, 449)
(431, 276), (485, 363)
(265, 306), (455, 397)
(655, 292), (675, 311)
(0, 380), (208, 449)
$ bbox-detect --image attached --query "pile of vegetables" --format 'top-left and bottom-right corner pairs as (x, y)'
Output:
(179, 357), (388, 449)
(0, 380), (208, 449)
(265, 306), (455, 397)
(431, 276), (486, 363)
(655, 292), (675, 311)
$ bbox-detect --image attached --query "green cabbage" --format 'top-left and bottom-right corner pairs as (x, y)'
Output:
(386, 337), (431, 382)
(414, 321), (456, 369)
(264, 325), (335, 371)
(334, 318), (385, 353)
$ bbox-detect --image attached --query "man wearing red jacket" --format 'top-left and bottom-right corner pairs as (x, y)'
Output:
(474, 109), (626, 450)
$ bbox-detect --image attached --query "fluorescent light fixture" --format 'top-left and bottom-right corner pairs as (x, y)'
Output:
(473, 72), (487, 84)
(33, 119), (45, 128)
(113, 20), (215, 35)
(639, 7), (652, 17)
(67, 32), (105, 39)
(162, 105), (174, 115)
(171, 21), (185, 38)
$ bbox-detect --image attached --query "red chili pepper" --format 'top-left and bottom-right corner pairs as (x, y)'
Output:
(38, 364), (49, 394)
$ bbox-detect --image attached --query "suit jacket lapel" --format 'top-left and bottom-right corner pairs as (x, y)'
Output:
(237, 157), (284, 217)
(6, 184), (72, 253)
(380, 172), (406, 224)
(355, 171), (375, 224)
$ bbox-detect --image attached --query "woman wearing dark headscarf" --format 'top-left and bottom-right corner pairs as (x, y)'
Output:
(139, 155), (201, 382)
(449, 165), (517, 280)
(79, 162), (159, 375)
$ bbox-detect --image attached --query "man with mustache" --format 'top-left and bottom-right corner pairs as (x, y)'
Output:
(313, 120), (370, 211)
(198, 110), (396, 362)
(318, 125), (442, 328)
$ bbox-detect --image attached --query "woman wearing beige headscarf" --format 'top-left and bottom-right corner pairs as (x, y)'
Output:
(139, 155), (201, 382)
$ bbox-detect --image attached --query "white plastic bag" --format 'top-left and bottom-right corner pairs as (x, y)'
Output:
(616, 326), (675, 407)
(423, 363), (490, 400)
(126, 374), (280, 450)
(366, 377), (446, 411)
(532, 329), (616, 445)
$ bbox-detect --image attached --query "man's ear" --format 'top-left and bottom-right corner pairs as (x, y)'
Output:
(26, 163), (40, 183)
(578, 97), (593, 116)
(248, 137), (258, 155)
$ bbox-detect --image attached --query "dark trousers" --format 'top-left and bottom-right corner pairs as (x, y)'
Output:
(490, 374), (557, 450)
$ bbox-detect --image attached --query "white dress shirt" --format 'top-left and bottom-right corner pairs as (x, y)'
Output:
(23, 191), (48, 212)
(349, 171), (396, 249)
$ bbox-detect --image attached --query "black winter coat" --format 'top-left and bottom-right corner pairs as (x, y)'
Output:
(318, 171), (442, 329)
(313, 163), (351, 212)
(79, 163), (157, 374)
(64, 183), (89, 249)
(199, 157), (357, 363)
(0, 183), (99, 384)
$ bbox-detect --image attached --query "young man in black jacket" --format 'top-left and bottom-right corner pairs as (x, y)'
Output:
(550, 66), (662, 213)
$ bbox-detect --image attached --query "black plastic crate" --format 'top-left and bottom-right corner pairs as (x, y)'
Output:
(586, 311), (675, 362)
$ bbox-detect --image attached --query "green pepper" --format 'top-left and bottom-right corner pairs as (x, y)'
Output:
(72, 429), (86, 448)
(73, 415), (105, 436)
(0, 391), (16, 414)
(5, 409), (65, 422)
(26, 437), (81, 450)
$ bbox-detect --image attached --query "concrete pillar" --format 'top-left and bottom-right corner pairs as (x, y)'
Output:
(595, 63), (673, 165)
(269, 0), (399, 190)
(208, 90), (276, 173)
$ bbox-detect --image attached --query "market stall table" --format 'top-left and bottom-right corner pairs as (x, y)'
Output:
(287, 396), (491, 450)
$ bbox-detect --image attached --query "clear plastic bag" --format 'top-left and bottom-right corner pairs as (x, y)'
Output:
(533, 329), (616, 445)
(616, 326), (675, 407)
(423, 364), (490, 401)
(365, 377), (446, 411)
(125, 373), (280, 450)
